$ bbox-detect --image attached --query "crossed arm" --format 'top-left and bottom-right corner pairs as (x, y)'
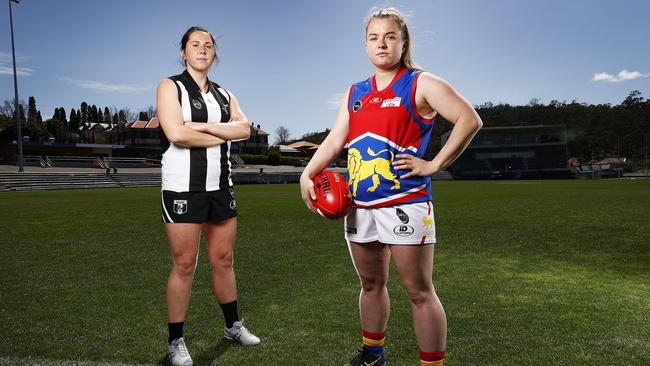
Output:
(156, 79), (251, 147)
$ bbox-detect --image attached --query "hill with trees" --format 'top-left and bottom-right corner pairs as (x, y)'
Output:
(290, 90), (649, 168)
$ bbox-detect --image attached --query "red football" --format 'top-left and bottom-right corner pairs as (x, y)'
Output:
(312, 170), (353, 220)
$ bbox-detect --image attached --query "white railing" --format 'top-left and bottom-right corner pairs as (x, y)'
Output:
(46, 156), (108, 169)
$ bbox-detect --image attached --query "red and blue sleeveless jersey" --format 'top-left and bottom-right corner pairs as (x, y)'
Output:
(346, 67), (435, 208)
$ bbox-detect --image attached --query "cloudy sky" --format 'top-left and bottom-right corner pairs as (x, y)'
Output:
(1, 0), (648, 140)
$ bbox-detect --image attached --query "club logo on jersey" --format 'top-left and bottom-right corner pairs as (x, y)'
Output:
(393, 225), (414, 236)
(381, 97), (401, 108)
(348, 147), (400, 198)
(396, 208), (409, 224)
(370, 97), (383, 104)
(173, 200), (188, 215)
(192, 99), (203, 109)
(230, 199), (237, 210)
(352, 100), (362, 112)
(422, 215), (433, 230)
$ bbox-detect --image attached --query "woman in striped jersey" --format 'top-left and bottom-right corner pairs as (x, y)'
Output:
(156, 26), (260, 366)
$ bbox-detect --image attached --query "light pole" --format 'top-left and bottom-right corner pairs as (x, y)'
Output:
(9, 0), (24, 172)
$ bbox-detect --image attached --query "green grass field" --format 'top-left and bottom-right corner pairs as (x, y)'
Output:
(1, 180), (649, 365)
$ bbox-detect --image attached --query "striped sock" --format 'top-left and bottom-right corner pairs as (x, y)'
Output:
(362, 330), (386, 356)
(420, 350), (445, 365)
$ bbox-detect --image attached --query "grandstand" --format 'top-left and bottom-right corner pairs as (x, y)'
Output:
(444, 124), (571, 179)
(0, 170), (304, 191)
(18, 155), (160, 169)
(0, 171), (160, 191)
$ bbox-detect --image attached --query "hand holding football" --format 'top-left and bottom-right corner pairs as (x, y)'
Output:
(311, 170), (352, 220)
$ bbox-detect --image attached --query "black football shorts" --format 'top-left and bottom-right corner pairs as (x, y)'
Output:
(161, 188), (237, 223)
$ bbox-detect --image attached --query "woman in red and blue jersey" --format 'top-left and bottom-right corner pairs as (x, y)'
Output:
(300, 8), (482, 366)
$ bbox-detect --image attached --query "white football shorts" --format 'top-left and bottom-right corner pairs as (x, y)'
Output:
(344, 201), (436, 245)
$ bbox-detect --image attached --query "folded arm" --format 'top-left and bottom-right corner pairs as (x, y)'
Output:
(156, 79), (225, 148)
(184, 91), (251, 141)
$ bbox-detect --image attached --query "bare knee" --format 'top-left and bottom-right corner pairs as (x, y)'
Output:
(404, 283), (435, 305)
(359, 275), (387, 295)
(210, 250), (234, 274)
(172, 258), (197, 278)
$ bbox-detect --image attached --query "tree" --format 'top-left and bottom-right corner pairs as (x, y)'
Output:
(139, 111), (149, 120)
(528, 97), (541, 107)
(46, 117), (59, 135)
(147, 105), (156, 119)
(27, 96), (38, 123)
(622, 90), (644, 107)
(118, 110), (126, 124)
(80, 102), (88, 127)
(13, 103), (26, 123)
(90, 104), (98, 124)
(117, 107), (136, 123)
(69, 108), (78, 131)
(1, 100), (14, 118)
(103, 107), (111, 124)
(58, 107), (67, 122)
(127, 109), (138, 122)
(274, 126), (291, 144)
(1, 99), (26, 119)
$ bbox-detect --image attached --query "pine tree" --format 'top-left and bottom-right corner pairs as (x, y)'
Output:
(80, 102), (88, 128)
(90, 105), (98, 124)
(104, 107), (111, 123)
(59, 107), (67, 122)
(69, 108), (78, 131)
(27, 96), (38, 123)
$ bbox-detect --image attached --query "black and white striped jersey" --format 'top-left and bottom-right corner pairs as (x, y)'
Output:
(161, 70), (233, 192)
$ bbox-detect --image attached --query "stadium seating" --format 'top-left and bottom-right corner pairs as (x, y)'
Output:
(0, 171), (305, 191)
(0, 172), (160, 191)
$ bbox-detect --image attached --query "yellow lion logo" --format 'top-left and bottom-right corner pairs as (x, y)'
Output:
(348, 147), (400, 197)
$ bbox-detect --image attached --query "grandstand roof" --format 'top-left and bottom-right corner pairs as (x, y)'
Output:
(287, 141), (319, 149)
(278, 145), (300, 153)
(126, 118), (160, 129)
(476, 124), (566, 131)
(89, 123), (112, 131)
(596, 157), (626, 165)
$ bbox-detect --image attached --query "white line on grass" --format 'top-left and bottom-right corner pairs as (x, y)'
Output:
(0, 357), (154, 366)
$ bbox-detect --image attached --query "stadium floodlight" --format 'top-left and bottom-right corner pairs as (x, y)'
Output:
(9, 0), (24, 172)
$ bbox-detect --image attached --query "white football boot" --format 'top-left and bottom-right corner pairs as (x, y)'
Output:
(168, 337), (193, 366)
(224, 320), (261, 346)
